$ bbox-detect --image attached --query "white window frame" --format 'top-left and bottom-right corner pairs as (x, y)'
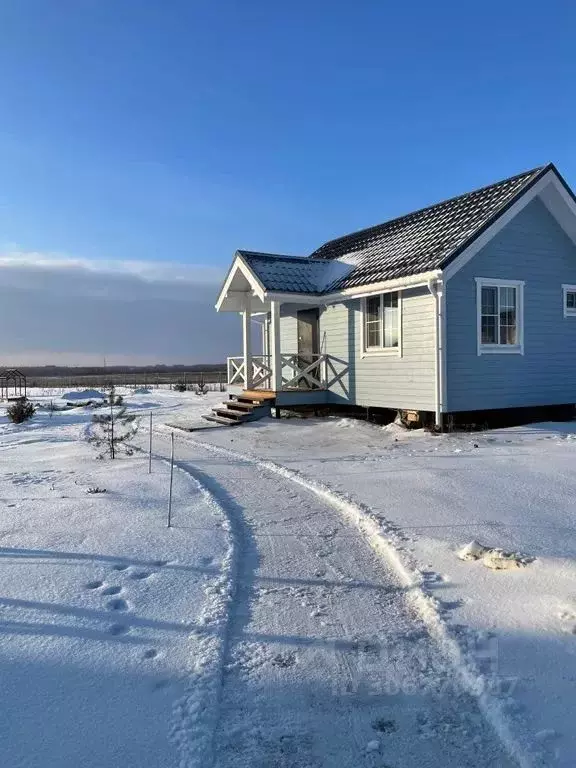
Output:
(361, 291), (402, 357)
(562, 284), (576, 317)
(475, 278), (524, 356)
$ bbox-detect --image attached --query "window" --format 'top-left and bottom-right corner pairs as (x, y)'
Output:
(563, 284), (576, 317)
(476, 278), (524, 355)
(363, 292), (400, 353)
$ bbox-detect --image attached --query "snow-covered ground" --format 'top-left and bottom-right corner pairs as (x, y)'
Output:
(0, 389), (232, 768)
(2, 386), (576, 766)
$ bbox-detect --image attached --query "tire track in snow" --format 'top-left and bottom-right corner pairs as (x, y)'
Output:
(132, 443), (244, 768)
(165, 430), (534, 768)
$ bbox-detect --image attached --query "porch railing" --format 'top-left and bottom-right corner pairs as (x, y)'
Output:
(228, 356), (273, 389)
(227, 353), (348, 391)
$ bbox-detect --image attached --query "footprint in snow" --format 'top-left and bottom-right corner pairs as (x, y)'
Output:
(129, 571), (152, 580)
(107, 598), (129, 612)
(85, 580), (104, 590)
(101, 585), (122, 595)
(108, 623), (129, 636)
(372, 718), (397, 734)
(272, 652), (297, 668)
(111, 564), (130, 572)
(143, 648), (158, 660)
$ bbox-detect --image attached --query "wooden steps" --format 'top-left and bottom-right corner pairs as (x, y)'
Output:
(202, 413), (241, 426)
(201, 390), (276, 427)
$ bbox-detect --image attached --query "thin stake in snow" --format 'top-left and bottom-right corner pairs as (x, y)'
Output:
(168, 431), (174, 528)
(148, 412), (153, 474)
(110, 395), (115, 460)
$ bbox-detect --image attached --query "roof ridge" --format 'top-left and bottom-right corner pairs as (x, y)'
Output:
(310, 164), (549, 260)
(237, 250), (306, 262)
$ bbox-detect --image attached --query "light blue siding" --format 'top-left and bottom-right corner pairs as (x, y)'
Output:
(446, 197), (576, 412)
(279, 304), (299, 354)
(277, 291), (437, 410)
(320, 287), (436, 410)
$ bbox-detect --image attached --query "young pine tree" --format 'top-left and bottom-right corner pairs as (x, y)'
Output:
(89, 386), (138, 459)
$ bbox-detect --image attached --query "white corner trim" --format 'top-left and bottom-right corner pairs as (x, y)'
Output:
(427, 278), (444, 426)
(562, 284), (576, 317)
(443, 169), (557, 282)
(475, 278), (525, 355)
(359, 291), (403, 358)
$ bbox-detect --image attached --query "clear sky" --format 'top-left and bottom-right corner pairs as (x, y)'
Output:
(0, 0), (575, 364)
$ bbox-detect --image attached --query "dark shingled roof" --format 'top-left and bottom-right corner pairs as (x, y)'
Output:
(235, 165), (555, 295)
(310, 165), (550, 289)
(238, 250), (352, 294)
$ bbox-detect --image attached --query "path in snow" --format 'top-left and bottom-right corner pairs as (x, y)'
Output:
(149, 431), (516, 768)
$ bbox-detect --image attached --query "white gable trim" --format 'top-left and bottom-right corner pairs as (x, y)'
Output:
(442, 168), (576, 282)
(215, 253), (266, 311)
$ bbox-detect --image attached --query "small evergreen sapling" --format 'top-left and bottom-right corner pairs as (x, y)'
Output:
(89, 386), (138, 459)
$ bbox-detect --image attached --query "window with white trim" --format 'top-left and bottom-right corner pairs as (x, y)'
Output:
(363, 292), (400, 352)
(476, 278), (524, 354)
(563, 284), (576, 317)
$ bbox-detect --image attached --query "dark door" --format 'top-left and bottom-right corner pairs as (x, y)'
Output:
(297, 308), (320, 388)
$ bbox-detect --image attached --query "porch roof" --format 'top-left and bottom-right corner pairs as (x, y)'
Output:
(237, 250), (352, 294)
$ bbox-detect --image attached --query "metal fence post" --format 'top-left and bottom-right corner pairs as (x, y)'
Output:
(167, 432), (174, 528)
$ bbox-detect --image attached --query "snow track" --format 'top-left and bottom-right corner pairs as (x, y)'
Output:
(147, 429), (521, 768)
(132, 450), (240, 768)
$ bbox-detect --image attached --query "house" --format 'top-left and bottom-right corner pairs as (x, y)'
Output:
(214, 163), (576, 428)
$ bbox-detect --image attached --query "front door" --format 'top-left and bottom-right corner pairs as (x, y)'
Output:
(297, 308), (320, 388)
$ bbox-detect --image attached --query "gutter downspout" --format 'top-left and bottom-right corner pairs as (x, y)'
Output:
(427, 277), (444, 429)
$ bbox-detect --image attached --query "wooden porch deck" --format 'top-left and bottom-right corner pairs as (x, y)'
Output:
(241, 389), (277, 401)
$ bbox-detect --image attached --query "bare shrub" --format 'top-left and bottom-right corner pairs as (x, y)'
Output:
(7, 400), (35, 424)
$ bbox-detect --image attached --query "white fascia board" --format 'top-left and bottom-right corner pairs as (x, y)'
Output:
(262, 270), (443, 308)
(263, 291), (321, 305)
(215, 253), (267, 311)
(321, 270), (443, 304)
(442, 169), (558, 282)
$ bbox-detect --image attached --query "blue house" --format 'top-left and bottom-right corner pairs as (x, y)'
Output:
(214, 164), (576, 428)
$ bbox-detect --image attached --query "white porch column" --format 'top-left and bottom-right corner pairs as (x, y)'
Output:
(242, 294), (253, 390)
(262, 315), (270, 358)
(270, 300), (282, 392)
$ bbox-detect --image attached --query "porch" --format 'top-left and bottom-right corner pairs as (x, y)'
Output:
(227, 353), (346, 393)
(216, 250), (349, 408)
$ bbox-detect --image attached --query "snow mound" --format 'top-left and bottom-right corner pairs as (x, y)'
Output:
(63, 389), (106, 401)
(482, 549), (531, 570)
(457, 540), (491, 561)
(458, 540), (533, 570)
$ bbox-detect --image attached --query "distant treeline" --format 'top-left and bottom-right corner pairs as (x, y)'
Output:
(13, 364), (225, 377)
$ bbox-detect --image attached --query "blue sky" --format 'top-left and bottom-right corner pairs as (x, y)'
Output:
(0, 0), (575, 363)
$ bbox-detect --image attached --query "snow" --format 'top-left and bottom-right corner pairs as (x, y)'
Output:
(0, 390), (232, 767)
(181, 411), (576, 767)
(61, 389), (106, 400)
(2, 387), (576, 766)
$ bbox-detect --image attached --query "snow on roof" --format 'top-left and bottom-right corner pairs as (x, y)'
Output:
(310, 165), (549, 288)
(237, 251), (353, 295)
(237, 165), (562, 294)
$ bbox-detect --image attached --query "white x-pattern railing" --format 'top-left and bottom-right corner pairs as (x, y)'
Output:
(227, 356), (273, 389)
(227, 353), (348, 391)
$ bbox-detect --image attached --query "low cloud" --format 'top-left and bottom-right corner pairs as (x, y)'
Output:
(0, 252), (241, 365)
